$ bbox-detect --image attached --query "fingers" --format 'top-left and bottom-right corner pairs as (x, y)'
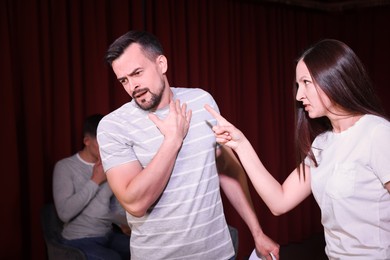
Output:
(180, 101), (186, 114)
(213, 126), (232, 136)
(148, 113), (160, 125)
(260, 252), (277, 260)
(179, 101), (192, 122)
(186, 109), (192, 123)
(172, 100), (192, 120)
(215, 135), (232, 145)
(148, 100), (192, 137)
(269, 246), (279, 260)
(173, 99), (180, 113)
(204, 104), (230, 125)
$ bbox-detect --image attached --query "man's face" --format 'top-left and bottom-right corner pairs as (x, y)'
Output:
(112, 43), (167, 111)
(85, 135), (100, 162)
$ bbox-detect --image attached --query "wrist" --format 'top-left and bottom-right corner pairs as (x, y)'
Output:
(91, 179), (100, 185)
(91, 177), (104, 185)
(235, 136), (249, 153)
(252, 228), (267, 244)
(163, 136), (183, 150)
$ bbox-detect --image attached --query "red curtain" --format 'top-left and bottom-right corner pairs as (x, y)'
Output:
(2, 0), (390, 259)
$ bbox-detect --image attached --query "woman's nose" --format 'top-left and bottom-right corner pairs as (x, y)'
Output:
(296, 85), (304, 101)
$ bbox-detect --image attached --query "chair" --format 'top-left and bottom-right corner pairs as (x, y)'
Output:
(40, 203), (87, 260)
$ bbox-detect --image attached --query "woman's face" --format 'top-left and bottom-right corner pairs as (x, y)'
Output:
(295, 59), (333, 118)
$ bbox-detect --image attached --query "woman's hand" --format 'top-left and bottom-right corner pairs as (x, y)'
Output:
(204, 104), (246, 150)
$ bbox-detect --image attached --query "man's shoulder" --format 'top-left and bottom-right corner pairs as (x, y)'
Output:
(56, 153), (78, 165)
(173, 87), (214, 101)
(99, 102), (137, 129)
(54, 153), (81, 174)
(174, 87), (210, 95)
(103, 102), (134, 119)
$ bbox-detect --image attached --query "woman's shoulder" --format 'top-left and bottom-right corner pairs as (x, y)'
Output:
(363, 115), (390, 137)
(360, 115), (390, 131)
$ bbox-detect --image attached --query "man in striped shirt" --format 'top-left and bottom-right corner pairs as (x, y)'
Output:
(97, 30), (279, 260)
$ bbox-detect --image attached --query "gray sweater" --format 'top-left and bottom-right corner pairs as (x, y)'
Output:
(53, 153), (126, 240)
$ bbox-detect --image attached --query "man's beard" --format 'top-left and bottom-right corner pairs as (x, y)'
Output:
(135, 81), (165, 111)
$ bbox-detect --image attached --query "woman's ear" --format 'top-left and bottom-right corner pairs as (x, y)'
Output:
(156, 55), (168, 74)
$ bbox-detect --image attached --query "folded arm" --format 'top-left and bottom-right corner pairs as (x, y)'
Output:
(106, 137), (183, 217)
(106, 100), (192, 217)
(53, 162), (100, 222)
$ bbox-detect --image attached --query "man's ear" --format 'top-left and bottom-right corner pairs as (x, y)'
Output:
(83, 135), (91, 147)
(156, 55), (168, 74)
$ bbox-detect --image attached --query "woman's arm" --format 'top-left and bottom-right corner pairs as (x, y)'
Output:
(205, 104), (311, 215)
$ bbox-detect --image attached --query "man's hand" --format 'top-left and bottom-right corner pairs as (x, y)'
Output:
(91, 159), (107, 185)
(149, 100), (192, 143)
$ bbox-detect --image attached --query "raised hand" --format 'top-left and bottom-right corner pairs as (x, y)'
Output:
(149, 100), (192, 143)
(204, 104), (245, 150)
(91, 159), (107, 185)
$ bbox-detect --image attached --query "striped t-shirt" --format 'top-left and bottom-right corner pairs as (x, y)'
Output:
(97, 87), (234, 260)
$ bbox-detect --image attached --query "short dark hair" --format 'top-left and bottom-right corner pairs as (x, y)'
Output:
(105, 30), (164, 66)
(83, 114), (104, 138)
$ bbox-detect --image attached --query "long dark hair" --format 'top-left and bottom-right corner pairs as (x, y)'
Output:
(294, 39), (386, 172)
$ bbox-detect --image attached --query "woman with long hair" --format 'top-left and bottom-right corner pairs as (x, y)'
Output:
(206, 39), (390, 259)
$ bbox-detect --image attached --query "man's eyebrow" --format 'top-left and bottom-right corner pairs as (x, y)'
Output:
(117, 67), (142, 81)
(130, 67), (142, 76)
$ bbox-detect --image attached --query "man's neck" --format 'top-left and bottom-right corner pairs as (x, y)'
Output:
(78, 149), (96, 164)
(151, 87), (174, 112)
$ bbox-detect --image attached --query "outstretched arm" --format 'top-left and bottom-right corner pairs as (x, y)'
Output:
(205, 104), (311, 216)
(217, 146), (280, 259)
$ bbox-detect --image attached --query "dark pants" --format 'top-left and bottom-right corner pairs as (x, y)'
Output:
(62, 231), (130, 260)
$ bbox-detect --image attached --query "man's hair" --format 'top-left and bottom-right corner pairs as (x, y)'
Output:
(83, 114), (104, 138)
(105, 30), (164, 66)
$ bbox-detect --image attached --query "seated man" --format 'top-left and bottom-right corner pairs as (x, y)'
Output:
(53, 114), (130, 260)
